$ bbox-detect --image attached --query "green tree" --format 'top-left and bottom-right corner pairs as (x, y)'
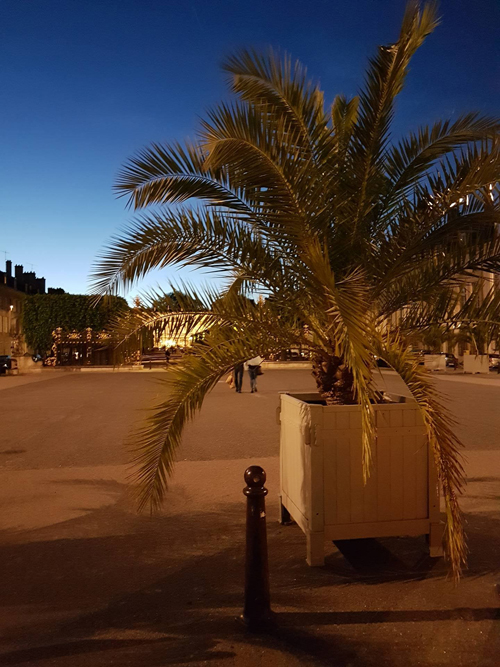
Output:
(92, 2), (500, 577)
(22, 294), (128, 354)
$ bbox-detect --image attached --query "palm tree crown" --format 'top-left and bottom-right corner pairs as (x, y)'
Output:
(93, 1), (500, 578)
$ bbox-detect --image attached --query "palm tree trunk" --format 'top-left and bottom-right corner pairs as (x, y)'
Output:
(312, 354), (357, 405)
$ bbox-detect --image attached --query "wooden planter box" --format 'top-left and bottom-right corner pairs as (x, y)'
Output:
(278, 392), (442, 566)
(424, 354), (446, 371)
(463, 354), (489, 374)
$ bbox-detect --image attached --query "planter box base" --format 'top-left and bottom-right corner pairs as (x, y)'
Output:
(279, 494), (444, 565)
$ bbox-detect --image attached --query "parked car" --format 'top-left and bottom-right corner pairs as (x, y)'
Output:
(489, 353), (500, 370)
(374, 355), (390, 368)
(0, 355), (11, 375)
(444, 353), (458, 369)
(289, 348), (312, 360)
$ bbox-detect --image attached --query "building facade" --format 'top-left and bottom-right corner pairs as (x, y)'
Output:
(0, 260), (50, 356)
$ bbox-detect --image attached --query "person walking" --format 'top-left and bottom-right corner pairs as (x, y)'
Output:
(233, 362), (244, 393)
(246, 355), (263, 393)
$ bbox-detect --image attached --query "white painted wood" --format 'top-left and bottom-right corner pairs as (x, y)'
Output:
(463, 354), (489, 373)
(280, 490), (308, 534)
(428, 522), (444, 557)
(389, 435), (405, 520)
(424, 354), (446, 371)
(306, 531), (325, 566)
(336, 436), (351, 524)
(403, 435), (418, 519)
(308, 420), (324, 533)
(279, 392), (441, 566)
(428, 440), (440, 527)
(376, 435), (392, 521)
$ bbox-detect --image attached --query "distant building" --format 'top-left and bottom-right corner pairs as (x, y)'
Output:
(0, 260), (63, 356)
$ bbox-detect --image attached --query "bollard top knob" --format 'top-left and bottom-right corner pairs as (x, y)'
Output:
(244, 465), (266, 487)
(243, 466), (268, 497)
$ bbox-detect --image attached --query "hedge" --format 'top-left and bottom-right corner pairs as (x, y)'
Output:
(22, 294), (129, 354)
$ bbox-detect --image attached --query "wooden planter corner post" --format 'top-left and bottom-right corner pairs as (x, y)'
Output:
(242, 466), (275, 631)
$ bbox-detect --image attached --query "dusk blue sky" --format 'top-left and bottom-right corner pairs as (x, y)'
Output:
(2, 0), (499, 297)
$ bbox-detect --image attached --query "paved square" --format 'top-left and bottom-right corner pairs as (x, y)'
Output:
(1, 369), (500, 666)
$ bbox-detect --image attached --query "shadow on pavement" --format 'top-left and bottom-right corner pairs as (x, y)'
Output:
(316, 510), (500, 585)
(1, 480), (500, 666)
(280, 607), (500, 625)
(327, 537), (442, 584)
(0, 638), (200, 666)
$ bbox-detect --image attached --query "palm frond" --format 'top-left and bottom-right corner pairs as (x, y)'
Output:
(380, 235), (500, 316)
(376, 336), (466, 579)
(110, 308), (221, 359)
(200, 102), (314, 232)
(351, 1), (439, 228)
(374, 197), (500, 299)
(397, 282), (500, 347)
(115, 140), (256, 214)
(421, 140), (500, 213)
(381, 113), (500, 219)
(326, 268), (378, 478)
(299, 239), (377, 476)
(332, 95), (359, 153)
(131, 315), (309, 511)
(90, 207), (288, 296)
(222, 48), (329, 163)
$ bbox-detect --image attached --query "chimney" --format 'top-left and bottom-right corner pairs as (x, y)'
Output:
(5, 260), (11, 277)
(15, 264), (23, 280)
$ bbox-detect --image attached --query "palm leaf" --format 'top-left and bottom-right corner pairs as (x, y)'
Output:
(375, 336), (466, 580)
(380, 113), (500, 224)
(222, 48), (329, 163)
(90, 207), (288, 296)
(351, 1), (439, 229)
(131, 315), (308, 511)
(116, 140), (256, 214)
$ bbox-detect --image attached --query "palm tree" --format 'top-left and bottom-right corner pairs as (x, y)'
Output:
(92, 1), (500, 578)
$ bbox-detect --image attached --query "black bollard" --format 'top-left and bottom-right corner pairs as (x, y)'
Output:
(242, 465), (275, 631)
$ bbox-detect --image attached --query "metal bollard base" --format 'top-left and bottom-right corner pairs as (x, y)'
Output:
(240, 610), (277, 633)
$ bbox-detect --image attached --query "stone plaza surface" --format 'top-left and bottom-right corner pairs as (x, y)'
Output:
(1, 369), (500, 666)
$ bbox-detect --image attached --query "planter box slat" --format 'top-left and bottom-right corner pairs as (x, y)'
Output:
(376, 436), (393, 521)
(336, 437), (351, 524)
(323, 518), (431, 541)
